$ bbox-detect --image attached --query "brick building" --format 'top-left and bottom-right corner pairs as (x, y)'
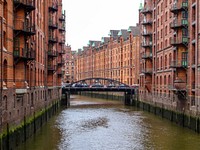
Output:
(0, 0), (65, 132)
(75, 25), (140, 86)
(139, 0), (200, 115)
(64, 45), (76, 83)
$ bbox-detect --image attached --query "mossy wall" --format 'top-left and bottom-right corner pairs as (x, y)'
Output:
(0, 100), (60, 150)
(134, 100), (200, 133)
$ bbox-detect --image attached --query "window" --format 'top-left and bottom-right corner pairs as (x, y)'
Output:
(161, 56), (163, 69)
(3, 59), (7, 84)
(160, 76), (162, 86)
(3, 1), (7, 20)
(182, 11), (188, 19)
(165, 26), (168, 35)
(182, 28), (188, 36)
(165, 55), (167, 68)
(165, 39), (168, 47)
(157, 58), (159, 70)
(182, 52), (188, 66)
(169, 53), (172, 66)
(3, 31), (7, 50)
(168, 75), (171, 85)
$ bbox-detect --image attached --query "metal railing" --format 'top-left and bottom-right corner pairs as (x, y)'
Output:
(49, 2), (58, 12)
(49, 19), (58, 29)
(14, 20), (35, 34)
(141, 53), (152, 59)
(141, 7), (153, 14)
(171, 1), (188, 12)
(170, 60), (188, 68)
(48, 50), (58, 57)
(142, 41), (152, 47)
(141, 68), (153, 74)
(141, 19), (153, 25)
(48, 64), (56, 71)
(170, 18), (188, 28)
(59, 11), (66, 21)
(13, 47), (35, 59)
(48, 36), (58, 43)
(13, 0), (35, 8)
(170, 36), (188, 45)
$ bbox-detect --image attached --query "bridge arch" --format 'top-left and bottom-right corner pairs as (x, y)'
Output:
(70, 77), (130, 87)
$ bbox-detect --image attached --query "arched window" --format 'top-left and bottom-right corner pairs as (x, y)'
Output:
(169, 53), (172, 67)
(156, 76), (159, 90)
(3, 96), (7, 110)
(3, 59), (8, 84)
(168, 75), (171, 85)
(161, 56), (163, 70)
(157, 58), (159, 70)
(160, 76), (162, 86)
(165, 55), (167, 69)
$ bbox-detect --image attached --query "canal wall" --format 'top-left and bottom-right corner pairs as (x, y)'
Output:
(133, 100), (200, 133)
(78, 92), (200, 133)
(0, 100), (60, 150)
(78, 92), (125, 101)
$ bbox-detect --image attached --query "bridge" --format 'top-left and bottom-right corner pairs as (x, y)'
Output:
(62, 78), (138, 106)
(68, 77), (130, 87)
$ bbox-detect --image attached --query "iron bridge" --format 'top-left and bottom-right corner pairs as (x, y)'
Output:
(61, 78), (138, 106)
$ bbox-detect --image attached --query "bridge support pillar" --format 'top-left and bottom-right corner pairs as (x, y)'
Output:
(124, 91), (131, 106)
(63, 91), (70, 107)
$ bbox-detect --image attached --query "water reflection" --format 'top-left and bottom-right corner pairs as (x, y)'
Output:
(57, 96), (150, 150)
(18, 95), (200, 150)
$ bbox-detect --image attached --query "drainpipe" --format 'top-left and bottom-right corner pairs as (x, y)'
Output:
(1, 16), (3, 103)
(196, 0), (199, 113)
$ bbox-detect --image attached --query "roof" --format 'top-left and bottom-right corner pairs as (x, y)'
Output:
(118, 29), (128, 39)
(101, 37), (110, 44)
(88, 40), (101, 47)
(128, 26), (140, 36)
(108, 30), (120, 39)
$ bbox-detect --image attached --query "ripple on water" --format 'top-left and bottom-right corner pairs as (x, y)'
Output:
(80, 117), (109, 130)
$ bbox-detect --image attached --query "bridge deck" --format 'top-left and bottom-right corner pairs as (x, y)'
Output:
(62, 87), (135, 94)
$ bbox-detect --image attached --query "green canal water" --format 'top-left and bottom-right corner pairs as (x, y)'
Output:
(17, 95), (200, 150)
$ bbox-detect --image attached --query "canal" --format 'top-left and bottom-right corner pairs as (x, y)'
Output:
(17, 95), (200, 150)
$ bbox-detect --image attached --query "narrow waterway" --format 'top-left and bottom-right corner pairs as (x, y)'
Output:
(17, 95), (200, 150)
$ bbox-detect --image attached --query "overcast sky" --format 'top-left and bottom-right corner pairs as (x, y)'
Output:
(62, 0), (142, 50)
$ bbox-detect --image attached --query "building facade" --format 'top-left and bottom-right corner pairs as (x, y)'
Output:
(139, 0), (200, 115)
(75, 26), (140, 86)
(0, 0), (65, 132)
(64, 45), (76, 83)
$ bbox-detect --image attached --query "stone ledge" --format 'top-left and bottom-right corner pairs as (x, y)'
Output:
(16, 89), (27, 94)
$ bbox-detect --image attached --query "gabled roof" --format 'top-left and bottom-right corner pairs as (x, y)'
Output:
(118, 29), (128, 39)
(88, 40), (101, 47)
(101, 37), (110, 44)
(83, 46), (89, 51)
(128, 26), (140, 36)
(108, 30), (120, 39)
